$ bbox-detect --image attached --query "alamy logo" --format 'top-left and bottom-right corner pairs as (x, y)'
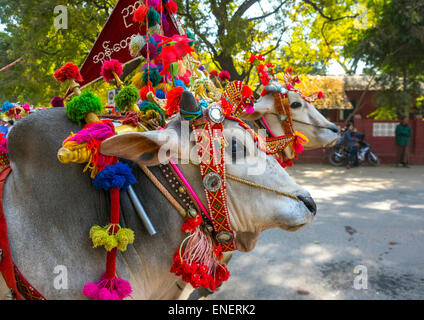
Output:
(353, 265), (368, 290)
(53, 265), (69, 290)
(54, 5), (68, 30)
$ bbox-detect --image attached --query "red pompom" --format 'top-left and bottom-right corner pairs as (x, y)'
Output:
(260, 88), (268, 97)
(101, 59), (123, 82)
(318, 91), (323, 99)
(218, 70), (231, 82)
(133, 5), (148, 23)
(209, 70), (219, 78)
(139, 82), (155, 101)
(50, 96), (64, 108)
(165, 86), (184, 116)
(53, 62), (83, 83)
(242, 85), (253, 98)
(167, 0), (178, 14)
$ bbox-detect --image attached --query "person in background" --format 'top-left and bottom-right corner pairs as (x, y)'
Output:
(395, 116), (412, 168)
(341, 122), (359, 169)
(0, 119), (8, 136)
(5, 120), (14, 138)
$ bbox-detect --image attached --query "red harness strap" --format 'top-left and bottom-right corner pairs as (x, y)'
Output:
(0, 166), (45, 300)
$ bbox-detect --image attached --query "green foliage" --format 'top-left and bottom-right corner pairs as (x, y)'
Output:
(348, 0), (424, 117)
(0, 0), (117, 106)
(66, 90), (103, 124)
(114, 85), (139, 112)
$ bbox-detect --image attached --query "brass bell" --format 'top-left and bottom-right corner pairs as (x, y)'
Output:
(216, 231), (234, 244)
(187, 207), (198, 219)
(178, 186), (186, 194)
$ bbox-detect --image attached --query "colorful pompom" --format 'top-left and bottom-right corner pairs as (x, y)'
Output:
(139, 82), (155, 101)
(101, 59), (123, 83)
(129, 34), (146, 57)
(167, 0), (178, 14)
(218, 70), (231, 82)
(132, 72), (145, 89)
(92, 162), (137, 191)
(147, 8), (161, 26)
(133, 5), (148, 23)
(1, 102), (14, 113)
(142, 67), (162, 87)
(50, 96), (64, 108)
(66, 91), (103, 125)
(114, 85), (139, 112)
(165, 86), (184, 116)
(54, 62), (83, 83)
(140, 43), (158, 59)
(83, 274), (132, 300)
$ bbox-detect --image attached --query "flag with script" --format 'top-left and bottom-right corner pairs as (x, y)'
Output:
(65, 0), (183, 98)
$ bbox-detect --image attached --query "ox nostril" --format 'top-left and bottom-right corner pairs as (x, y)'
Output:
(329, 125), (340, 134)
(297, 195), (317, 216)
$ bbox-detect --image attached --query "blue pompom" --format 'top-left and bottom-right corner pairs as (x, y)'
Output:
(93, 162), (137, 191)
(1, 102), (14, 113)
(156, 89), (166, 99)
(174, 79), (186, 89)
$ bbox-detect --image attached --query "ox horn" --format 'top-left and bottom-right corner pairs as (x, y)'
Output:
(179, 90), (200, 114)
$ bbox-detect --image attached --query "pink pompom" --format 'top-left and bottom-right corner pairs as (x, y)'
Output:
(82, 282), (100, 299)
(148, 0), (161, 8)
(116, 278), (133, 299)
(218, 70), (231, 82)
(101, 59), (123, 82)
(245, 105), (255, 114)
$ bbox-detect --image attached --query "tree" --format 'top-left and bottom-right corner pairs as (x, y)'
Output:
(176, 0), (289, 81)
(0, 0), (118, 105)
(347, 0), (424, 119)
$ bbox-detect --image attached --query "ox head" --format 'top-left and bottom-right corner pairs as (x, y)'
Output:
(100, 91), (316, 252)
(240, 85), (340, 150)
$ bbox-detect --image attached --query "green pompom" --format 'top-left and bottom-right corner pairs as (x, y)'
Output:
(116, 228), (135, 251)
(142, 67), (162, 87)
(114, 85), (139, 112)
(104, 234), (119, 251)
(147, 8), (161, 26)
(66, 90), (103, 124)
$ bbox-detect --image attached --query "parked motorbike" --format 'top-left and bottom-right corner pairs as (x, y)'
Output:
(329, 134), (380, 167)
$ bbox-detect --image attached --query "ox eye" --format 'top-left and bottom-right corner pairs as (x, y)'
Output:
(290, 102), (302, 109)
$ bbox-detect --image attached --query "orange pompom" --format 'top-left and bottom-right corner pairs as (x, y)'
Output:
(133, 5), (148, 23)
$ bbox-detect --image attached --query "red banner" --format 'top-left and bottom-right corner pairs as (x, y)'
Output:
(66, 0), (183, 97)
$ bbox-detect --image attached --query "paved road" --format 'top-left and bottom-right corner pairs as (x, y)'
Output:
(195, 164), (424, 300)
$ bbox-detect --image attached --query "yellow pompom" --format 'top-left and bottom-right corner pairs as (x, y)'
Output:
(89, 225), (103, 238)
(116, 228), (135, 251)
(294, 131), (309, 144)
(90, 228), (109, 248)
(103, 235), (119, 251)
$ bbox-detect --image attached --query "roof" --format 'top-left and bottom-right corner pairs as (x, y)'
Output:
(294, 75), (357, 110)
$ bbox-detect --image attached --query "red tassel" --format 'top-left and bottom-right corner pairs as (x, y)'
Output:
(165, 86), (184, 116)
(242, 85), (253, 98)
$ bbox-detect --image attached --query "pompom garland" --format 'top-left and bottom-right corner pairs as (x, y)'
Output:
(93, 162), (137, 191)
(54, 62), (83, 83)
(147, 8), (161, 26)
(142, 67), (162, 87)
(101, 60), (123, 83)
(66, 90), (103, 124)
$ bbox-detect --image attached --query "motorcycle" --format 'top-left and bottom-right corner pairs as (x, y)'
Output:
(329, 133), (380, 167)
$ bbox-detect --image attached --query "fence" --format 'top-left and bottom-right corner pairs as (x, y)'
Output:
(294, 115), (424, 165)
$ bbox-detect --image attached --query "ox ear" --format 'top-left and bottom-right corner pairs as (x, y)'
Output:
(100, 130), (179, 166)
